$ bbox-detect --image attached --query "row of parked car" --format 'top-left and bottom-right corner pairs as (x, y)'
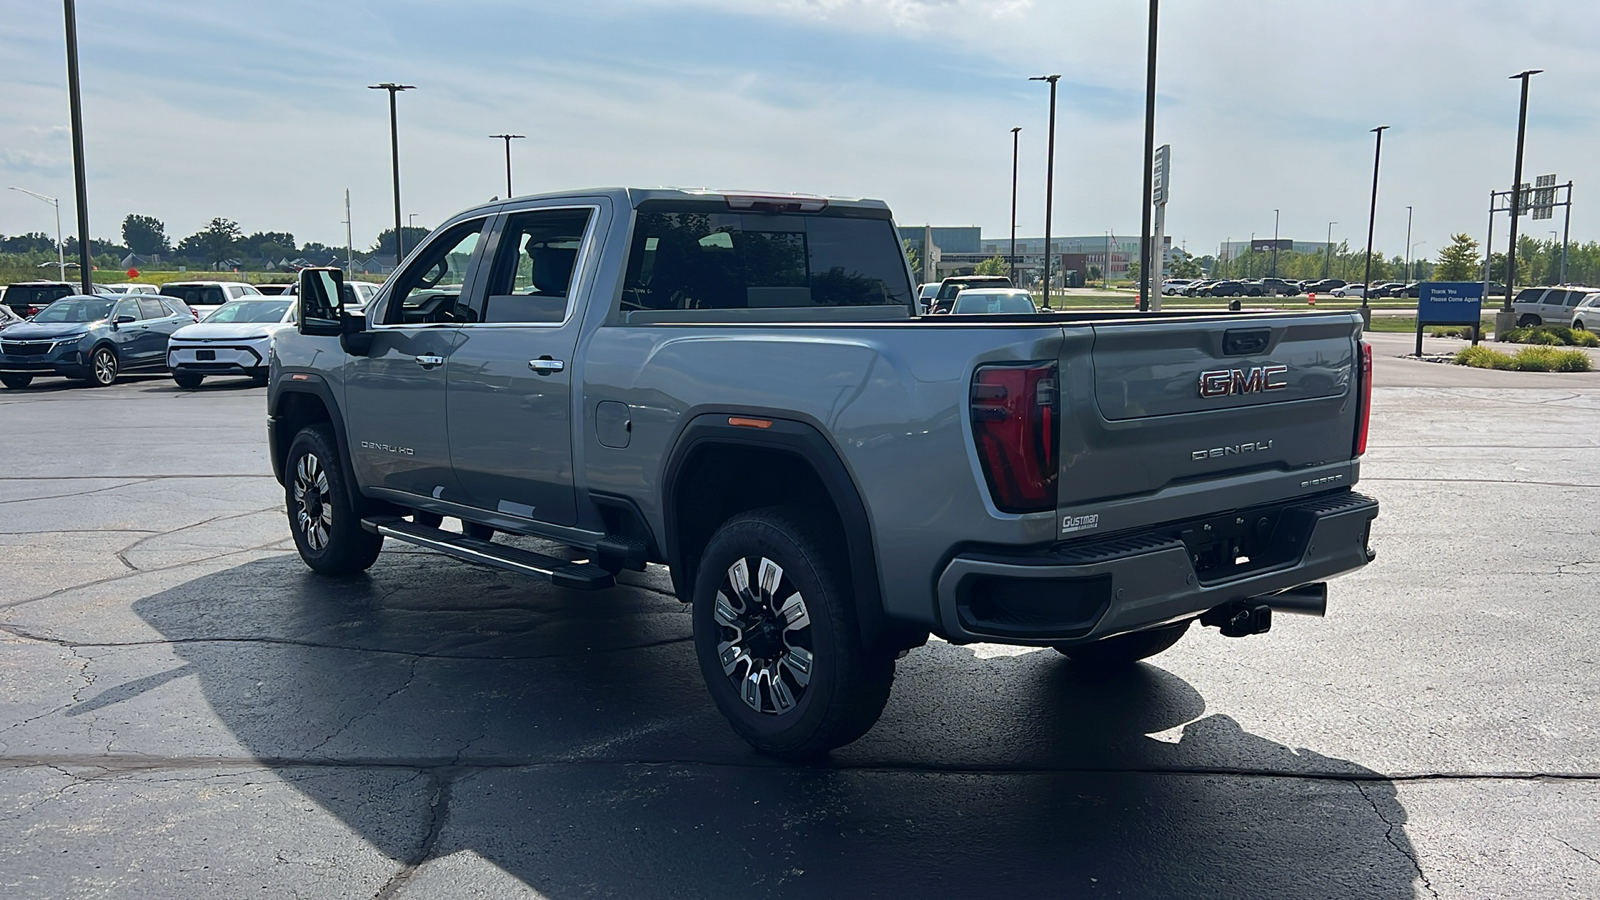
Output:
(1512, 285), (1600, 330)
(1160, 278), (1513, 301)
(0, 278), (378, 390)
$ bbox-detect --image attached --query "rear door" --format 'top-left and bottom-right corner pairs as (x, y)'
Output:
(1058, 315), (1359, 514)
(445, 203), (600, 527)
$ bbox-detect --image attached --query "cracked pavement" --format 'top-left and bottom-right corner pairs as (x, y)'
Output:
(1, 358), (1598, 898)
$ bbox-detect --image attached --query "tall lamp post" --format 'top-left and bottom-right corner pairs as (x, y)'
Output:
(489, 133), (525, 199)
(1136, 0), (1160, 312)
(1029, 74), (1059, 306)
(1403, 205), (1413, 285)
(1009, 126), (1021, 284)
(1270, 208), (1280, 277)
(1324, 221), (1336, 279)
(369, 82), (415, 267)
(1499, 69), (1541, 338)
(9, 187), (65, 280)
(1410, 241), (1427, 280)
(1361, 125), (1390, 325)
(63, 0), (93, 294)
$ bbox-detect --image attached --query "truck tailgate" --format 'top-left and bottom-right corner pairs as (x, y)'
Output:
(1054, 313), (1363, 525)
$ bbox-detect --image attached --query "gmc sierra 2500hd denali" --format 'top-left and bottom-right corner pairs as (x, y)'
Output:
(267, 188), (1378, 759)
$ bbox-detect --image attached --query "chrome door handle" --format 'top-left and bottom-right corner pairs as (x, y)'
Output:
(414, 354), (445, 369)
(528, 358), (565, 374)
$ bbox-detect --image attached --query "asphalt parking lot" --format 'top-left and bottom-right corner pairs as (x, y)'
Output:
(2, 348), (1597, 899)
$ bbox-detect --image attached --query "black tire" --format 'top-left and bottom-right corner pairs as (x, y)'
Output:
(1055, 620), (1191, 669)
(1518, 315), (1540, 328)
(88, 346), (119, 386)
(250, 372), (269, 387)
(173, 373), (204, 389)
(285, 424), (383, 576)
(0, 375), (32, 389)
(692, 506), (894, 759)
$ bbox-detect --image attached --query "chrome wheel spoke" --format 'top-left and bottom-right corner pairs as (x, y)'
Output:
(714, 592), (742, 628)
(715, 555), (814, 717)
(757, 558), (783, 604)
(718, 641), (747, 677)
(778, 593), (809, 631)
(780, 646), (813, 686)
(770, 670), (797, 712)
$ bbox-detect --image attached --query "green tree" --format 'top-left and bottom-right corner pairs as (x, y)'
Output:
(973, 254), (1008, 276)
(371, 226), (433, 259)
(177, 218), (245, 269)
(1433, 233), (1479, 281)
(121, 214), (169, 255)
(238, 231), (297, 260)
(902, 239), (922, 280)
(1170, 251), (1202, 279)
(1126, 259), (1140, 283)
(1087, 264), (1102, 284)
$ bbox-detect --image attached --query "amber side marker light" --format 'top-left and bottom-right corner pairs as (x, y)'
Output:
(728, 417), (773, 429)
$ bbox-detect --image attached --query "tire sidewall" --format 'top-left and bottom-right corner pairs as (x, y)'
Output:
(692, 512), (849, 753)
(91, 346), (118, 386)
(284, 425), (380, 575)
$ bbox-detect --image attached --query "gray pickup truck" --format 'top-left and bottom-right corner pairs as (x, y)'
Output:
(267, 187), (1378, 758)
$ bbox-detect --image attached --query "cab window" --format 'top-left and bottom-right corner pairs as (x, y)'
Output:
(384, 219), (486, 325)
(480, 208), (594, 324)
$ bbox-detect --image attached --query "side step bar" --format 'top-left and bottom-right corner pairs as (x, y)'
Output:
(361, 516), (615, 590)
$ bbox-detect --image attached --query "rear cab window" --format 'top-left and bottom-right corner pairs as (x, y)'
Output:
(618, 202), (912, 317)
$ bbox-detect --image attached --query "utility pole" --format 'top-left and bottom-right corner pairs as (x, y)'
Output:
(1325, 221), (1336, 279)
(343, 189), (354, 274)
(1136, 0), (1160, 312)
(1361, 125), (1390, 326)
(368, 82), (415, 267)
(1271, 208), (1280, 277)
(489, 133), (525, 198)
(1009, 126), (1020, 284)
(63, 0), (93, 294)
(1499, 69), (1541, 339)
(1030, 75), (1060, 306)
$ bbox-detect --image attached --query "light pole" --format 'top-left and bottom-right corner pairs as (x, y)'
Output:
(1324, 221), (1336, 279)
(1501, 69), (1541, 329)
(368, 82), (415, 266)
(1271, 208), (1280, 277)
(408, 213), (418, 230)
(1410, 241), (1427, 280)
(1403, 205), (1413, 285)
(1136, 0), (1160, 312)
(1030, 75), (1060, 305)
(63, 0), (93, 294)
(1009, 126), (1020, 284)
(489, 133), (525, 198)
(9, 187), (65, 280)
(1361, 125), (1390, 324)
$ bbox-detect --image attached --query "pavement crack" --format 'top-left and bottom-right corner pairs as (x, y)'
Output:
(1555, 837), (1600, 868)
(1354, 780), (1437, 899)
(0, 533), (295, 612)
(0, 478), (155, 506)
(372, 770), (452, 900)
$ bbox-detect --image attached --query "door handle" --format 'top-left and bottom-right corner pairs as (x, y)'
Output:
(414, 354), (445, 369)
(528, 358), (565, 374)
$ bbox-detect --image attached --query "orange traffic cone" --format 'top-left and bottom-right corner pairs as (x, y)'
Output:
(1308, 293), (1316, 306)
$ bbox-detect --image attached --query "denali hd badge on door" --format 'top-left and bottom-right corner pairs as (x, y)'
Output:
(1198, 365), (1288, 398)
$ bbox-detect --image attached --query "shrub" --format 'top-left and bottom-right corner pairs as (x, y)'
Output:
(1572, 329), (1600, 348)
(1527, 330), (1564, 345)
(1551, 349), (1594, 372)
(1454, 346), (1514, 369)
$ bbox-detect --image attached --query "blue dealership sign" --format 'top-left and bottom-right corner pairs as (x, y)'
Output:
(1417, 281), (1484, 325)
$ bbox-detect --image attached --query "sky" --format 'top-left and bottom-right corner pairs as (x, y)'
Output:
(2, 0), (1597, 262)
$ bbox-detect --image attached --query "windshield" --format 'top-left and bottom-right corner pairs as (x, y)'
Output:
(32, 298), (115, 323)
(952, 291), (1036, 314)
(161, 284), (227, 307)
(202, 299), (293, 324)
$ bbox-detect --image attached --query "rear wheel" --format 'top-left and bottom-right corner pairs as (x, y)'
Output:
(173, 373), (204, 389)
(692, 506), (894, 759)
(0, 375), (32, 389)
(89, 347), (119, 386)
(1518, 315), (1540, 328)
(1055, 620), (1191, 669)
(285, 425), (383, 576)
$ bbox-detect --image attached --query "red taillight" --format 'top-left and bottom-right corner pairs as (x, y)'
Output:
(971, 362), (1059, 513)
(1355, 340), (1372, 456)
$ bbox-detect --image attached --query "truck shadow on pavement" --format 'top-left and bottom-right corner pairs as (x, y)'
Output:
(132, 552), (1423, 899)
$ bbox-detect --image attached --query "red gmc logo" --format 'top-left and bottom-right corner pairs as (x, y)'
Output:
(1198, 365), (1289, 398)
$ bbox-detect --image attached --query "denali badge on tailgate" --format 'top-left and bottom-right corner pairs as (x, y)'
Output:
(1198, 365), (1288, 398)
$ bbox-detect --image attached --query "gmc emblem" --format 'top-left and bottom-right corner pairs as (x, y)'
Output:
(1199, 365), (1289, 398)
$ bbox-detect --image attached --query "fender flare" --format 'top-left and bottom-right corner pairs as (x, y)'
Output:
(268, 374), (363, 511)
(662, 412), (907, 649)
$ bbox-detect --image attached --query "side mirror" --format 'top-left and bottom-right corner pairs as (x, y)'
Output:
(114, 314), (136, 325)
(298, 267), (344, 337)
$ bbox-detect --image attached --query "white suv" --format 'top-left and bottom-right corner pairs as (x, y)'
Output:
(1569, 292), (1600, 330)
(1513, 286), (1591, 327)
(158, 281), (262, 318)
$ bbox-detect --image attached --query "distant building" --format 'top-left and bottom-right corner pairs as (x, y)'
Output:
(1219, 240), (1335, 259)
(899, 226), (1170, 285)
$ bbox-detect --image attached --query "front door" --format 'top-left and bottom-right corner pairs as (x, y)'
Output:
(446, 206), (596, 526)
(345, 218), (489, 501)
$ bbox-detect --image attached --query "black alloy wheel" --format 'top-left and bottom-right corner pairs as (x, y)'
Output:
(692, 506), (894, 759)
(285, 424), (383, 576)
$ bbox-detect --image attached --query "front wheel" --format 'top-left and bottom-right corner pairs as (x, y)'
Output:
(285, 425), (383, 576)
(89, 346), (119, 386)
(1055, 620), (1191, 669)
(0, 375), (32, 389)
(692, 507), (894, 759)
(1518, 315), (1540, 328)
